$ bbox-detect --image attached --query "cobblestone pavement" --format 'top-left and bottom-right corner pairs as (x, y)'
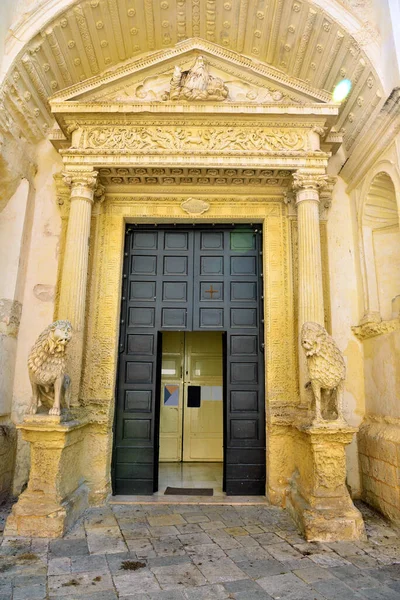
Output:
(1, 501), (400, 599)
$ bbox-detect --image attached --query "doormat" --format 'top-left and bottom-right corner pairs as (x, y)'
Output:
(164, 487), (213, 496)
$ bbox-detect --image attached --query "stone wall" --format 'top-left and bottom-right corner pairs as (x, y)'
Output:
(359, 418), (400, 522)
(352, 138), (400, 524)
(358, 328), (400, 523)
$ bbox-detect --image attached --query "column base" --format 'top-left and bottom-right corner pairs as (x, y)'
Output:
(4, 483), (88, 538)
(288, 422), (366, 542)
(5, 416), (89, 537)
(287, 487), (365, 542)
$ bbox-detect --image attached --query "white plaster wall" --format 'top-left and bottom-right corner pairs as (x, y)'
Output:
(327, 175), (365, 497)
(0, 179), (29, 301)
(11, 139), (63, 493)
(373, 227), (400, 320)
(364, 331), (400, 419)
(0, 180), (30, 417)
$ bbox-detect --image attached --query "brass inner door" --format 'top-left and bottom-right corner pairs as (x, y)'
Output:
(159, 331), (223, 462)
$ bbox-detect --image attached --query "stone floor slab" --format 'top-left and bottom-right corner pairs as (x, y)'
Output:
(196, 557), (248, 584)
(1, 500), (400, 600)
(151, 563), (207, 590)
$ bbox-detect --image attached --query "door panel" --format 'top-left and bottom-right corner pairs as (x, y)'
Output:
(159, 332), (184, 462)
(113, 227), (265, 496)
(183, 332), (223, 462)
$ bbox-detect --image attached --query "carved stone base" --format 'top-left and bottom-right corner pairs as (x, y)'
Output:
(287, 487), (365, 542)
(287, 423), (366, 542)
(4, 417), (89, 538)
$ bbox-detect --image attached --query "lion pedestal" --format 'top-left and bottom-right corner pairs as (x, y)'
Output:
(287, 423), (366, 542)
(4, 416), (89, 538)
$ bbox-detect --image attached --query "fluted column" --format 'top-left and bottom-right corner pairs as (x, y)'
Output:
(293, 171), (328, 403)
(58, 169), (104, 403)
(293, 171), (327, 326)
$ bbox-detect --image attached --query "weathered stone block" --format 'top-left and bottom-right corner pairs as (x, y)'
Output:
(4, 417), (89, 537)
(360, 454), (370, 475)
(370, 458), (398, 487)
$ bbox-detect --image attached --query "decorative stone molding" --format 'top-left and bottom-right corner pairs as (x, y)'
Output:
(180, 197), (210, 215)
(342, 89), (400, 190)
(0, 2), (385, 162)
(82, 126), (308, 153)
(54, 172), (71, 218)
(49, 37), (333, 105)
(61, 169), (106, 205)
(62, 170), (98, 191)
(352, 318), (400, 340)
(319, 176), (336, 220)
(293, 171), (329, 193)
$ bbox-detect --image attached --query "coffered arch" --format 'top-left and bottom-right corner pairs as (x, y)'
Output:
(0, 0), (384, 155)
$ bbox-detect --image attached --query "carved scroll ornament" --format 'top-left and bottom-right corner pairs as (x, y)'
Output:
(85, 127), (307, 153)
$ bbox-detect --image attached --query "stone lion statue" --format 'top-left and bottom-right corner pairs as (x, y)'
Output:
(169, 56), (228, 101)
(301, 322), (346, 425)
(27, 320), (72, 417)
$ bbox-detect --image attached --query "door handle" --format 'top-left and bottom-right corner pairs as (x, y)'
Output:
(187, 385), (201, 408)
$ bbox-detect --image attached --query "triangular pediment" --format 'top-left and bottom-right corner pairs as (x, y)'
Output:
(49, 39), (332, 109)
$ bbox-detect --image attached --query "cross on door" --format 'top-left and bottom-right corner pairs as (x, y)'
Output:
(205, 285), (218, 298)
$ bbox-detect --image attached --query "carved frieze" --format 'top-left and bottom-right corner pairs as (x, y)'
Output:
(83, 126), (308, 153)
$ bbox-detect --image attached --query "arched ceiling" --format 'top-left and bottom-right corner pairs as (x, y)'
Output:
(364, 172), (399, 229)
(0, 0), (385, 154)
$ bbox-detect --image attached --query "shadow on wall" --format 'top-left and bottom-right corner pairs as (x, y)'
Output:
(0, 424), (17, 504)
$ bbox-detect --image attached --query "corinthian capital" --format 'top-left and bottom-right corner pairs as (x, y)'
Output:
(62, 169), (99, 190)
(292, 171), (329, 192)
(319, 176), (337, 220)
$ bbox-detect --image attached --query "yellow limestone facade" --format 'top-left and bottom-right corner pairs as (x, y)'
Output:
(0, 0), (399, 540)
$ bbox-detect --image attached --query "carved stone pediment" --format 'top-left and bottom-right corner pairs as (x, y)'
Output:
(50, 41), (331, 109)
(88, 57), (300, 105)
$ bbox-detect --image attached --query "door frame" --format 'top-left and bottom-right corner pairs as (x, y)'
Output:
(112, 224), (267, 495)
(89, 196), (297, 503)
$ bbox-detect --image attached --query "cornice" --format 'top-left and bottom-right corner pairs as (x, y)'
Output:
(352, 317), (400, 340)
(0, 0), (384, 160)
(341, 88), (400, 190)
(51, 102), (338, 117)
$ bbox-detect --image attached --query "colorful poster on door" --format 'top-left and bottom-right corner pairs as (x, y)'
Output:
(164, 384), (179, 406)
